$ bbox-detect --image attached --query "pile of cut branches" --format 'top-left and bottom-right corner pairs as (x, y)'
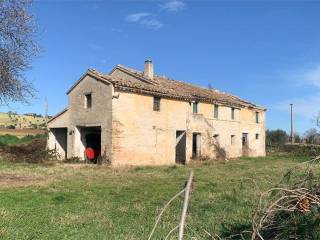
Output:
(252, 156), (320, 239)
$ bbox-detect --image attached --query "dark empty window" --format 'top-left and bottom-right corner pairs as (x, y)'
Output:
(85, 93), (92, 109)
(256, 112), (259, 123)
(231, 108), (235, 120)
(214, 104), (219, 118)
(256, 133), (259, 140)
(153, 96), (161, 111)
(231, 135), (235, 145)
(242, 133), (248, 146)
(193, 102), (198, 113)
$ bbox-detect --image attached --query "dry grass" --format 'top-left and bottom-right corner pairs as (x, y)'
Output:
(0, 128), (46, 137)
(0, 172), (48, 188)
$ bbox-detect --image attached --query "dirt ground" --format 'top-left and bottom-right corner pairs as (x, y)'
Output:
(0, 171), (49, 188)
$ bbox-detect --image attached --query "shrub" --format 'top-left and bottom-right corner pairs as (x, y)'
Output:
(0, 138), (54, 163)
(0, 134), (46, 146)
(266, 129), (288, 147)
(281, 144), (320, 157)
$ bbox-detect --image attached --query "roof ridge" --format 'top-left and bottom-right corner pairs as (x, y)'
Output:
(97, 64), (265, 110)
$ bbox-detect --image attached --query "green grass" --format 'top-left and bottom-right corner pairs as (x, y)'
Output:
(0, 134), (47, 146)
(0, 155), (313, 239)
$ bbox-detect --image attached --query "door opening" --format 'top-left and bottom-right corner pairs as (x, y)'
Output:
(50, 128), (67, 160)
(79, 126), (101, 163)
(242, 133), (249, 156)
(192, 133), (201, 159)
(175, 131), (186, 164)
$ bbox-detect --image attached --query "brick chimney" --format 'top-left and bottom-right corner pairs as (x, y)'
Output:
(144, 59), (154, 79)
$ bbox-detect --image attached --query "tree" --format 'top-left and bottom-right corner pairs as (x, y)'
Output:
(266, 129), (288, 147)
(0, 0), (38, 104)
(304, 128), (319, 144)
(315, 112), (320, 129)
(294, 133), (301, 143)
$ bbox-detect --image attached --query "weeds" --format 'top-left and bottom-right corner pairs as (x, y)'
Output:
(0, 134), (46, 146)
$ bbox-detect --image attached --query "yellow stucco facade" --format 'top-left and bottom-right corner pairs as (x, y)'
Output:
(111, 91), (266, 166)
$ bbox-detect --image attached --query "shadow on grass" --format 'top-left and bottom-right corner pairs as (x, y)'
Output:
(220, 222), (252, 239)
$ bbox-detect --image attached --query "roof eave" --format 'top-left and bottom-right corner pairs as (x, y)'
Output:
(66, 69), (112, 95)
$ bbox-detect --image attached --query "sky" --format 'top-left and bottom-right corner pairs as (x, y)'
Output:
(1, 0), (320, 135)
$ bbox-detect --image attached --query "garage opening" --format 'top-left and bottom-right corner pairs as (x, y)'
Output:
(175, 131), (186, 164)
(50, 128), (67, 160)
(79, 126), (101, 163)
(192, 133), (201, 159)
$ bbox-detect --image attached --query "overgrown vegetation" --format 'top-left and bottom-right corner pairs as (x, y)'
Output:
(0, 134), (46, 146)
(266, 129), (288, 148)
(280, 143), (320, 157)
(0, 134), (53, 163)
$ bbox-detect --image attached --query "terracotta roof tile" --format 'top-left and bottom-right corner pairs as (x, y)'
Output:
(88, 65), (265, 110)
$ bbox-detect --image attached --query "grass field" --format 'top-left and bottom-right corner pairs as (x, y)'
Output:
(0, 155), (312, 239)
(0, 129), (46, 137)
(0, 112), (46, 130)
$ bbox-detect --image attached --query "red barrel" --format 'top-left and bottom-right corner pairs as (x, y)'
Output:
(85, 147), (95, 160)
(85, 147), (101, 161)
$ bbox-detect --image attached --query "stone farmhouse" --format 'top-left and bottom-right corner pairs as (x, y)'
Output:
(48, 60), (266, 165)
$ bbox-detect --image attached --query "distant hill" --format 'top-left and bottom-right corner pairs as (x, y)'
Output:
(0, 112), (48, 129)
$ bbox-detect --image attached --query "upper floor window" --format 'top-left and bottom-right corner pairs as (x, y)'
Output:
(153, 96), (161, 111)
(85, 93), (92, 109)
(192, 102), (199, 114)
(231, 107), (235, 120)
(256, 133), (259, 140)
(214, 104), (219, 119)
(255, 112), (259, 123)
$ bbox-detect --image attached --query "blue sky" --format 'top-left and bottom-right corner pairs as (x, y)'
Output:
(1, 0), (320, 135)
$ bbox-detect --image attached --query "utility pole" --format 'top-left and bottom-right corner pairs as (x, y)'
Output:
(45, 97), (48, 130)
(290, 104), (294, 144)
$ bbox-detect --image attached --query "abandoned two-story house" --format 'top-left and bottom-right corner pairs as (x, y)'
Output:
(48, 60), (266, 165)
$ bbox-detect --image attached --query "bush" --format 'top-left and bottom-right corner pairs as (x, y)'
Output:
(266, 129), (288, 148)
(0, 138), (54, 163)
(281, 144), (320, 157)
(0, 134), (46, 146)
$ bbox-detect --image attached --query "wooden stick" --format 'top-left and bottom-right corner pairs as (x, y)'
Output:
(178, 171), (193, 240)
(148, 188), (185, 240)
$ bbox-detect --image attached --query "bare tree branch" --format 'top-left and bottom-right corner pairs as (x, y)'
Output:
(0, 0), (38, 104)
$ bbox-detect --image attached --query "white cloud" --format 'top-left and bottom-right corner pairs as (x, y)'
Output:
(289, 65), (320, 87)
(124, 1), (185, 30)
(126, 13), (152, 22)
(273, 65), (320, 120)
(140, 18), (164, 29)
(125, 12), (163, 30)
(162, 0), (185, 12)
(274, 94), (320, 119)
